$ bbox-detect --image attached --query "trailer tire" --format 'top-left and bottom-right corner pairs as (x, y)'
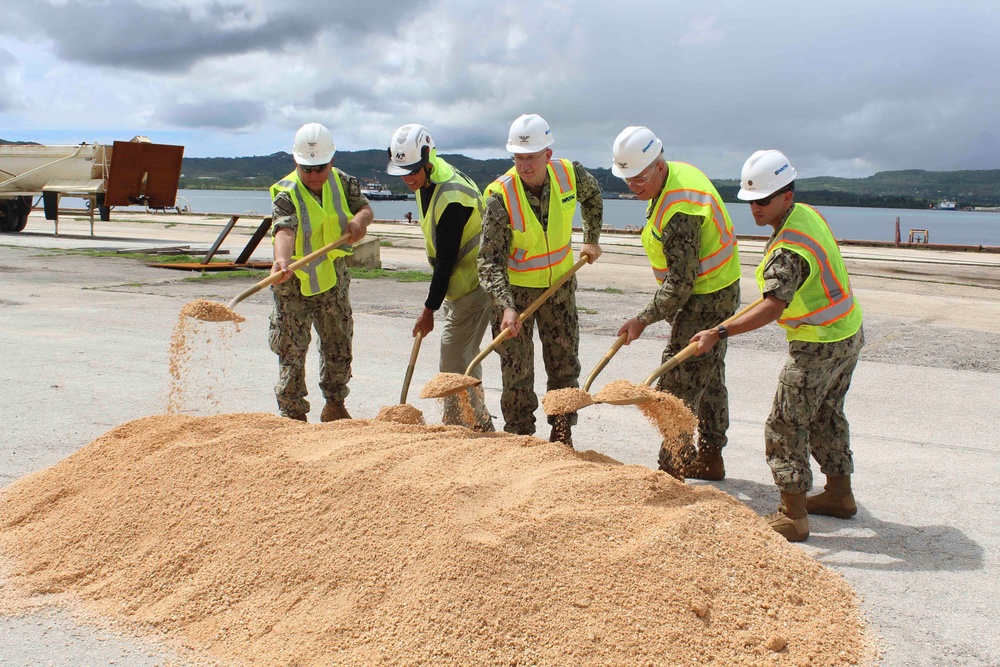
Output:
(12, 196), (31, 232)
(0, 200), (17, 233)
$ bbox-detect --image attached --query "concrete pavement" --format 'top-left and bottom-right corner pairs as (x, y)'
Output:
(1, 214), (998, 666)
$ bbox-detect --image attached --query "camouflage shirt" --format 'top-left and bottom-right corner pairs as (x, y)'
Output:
(271, 167), (370, 234)
(478, 161), (603, 310)
(636, 210), (704, 325)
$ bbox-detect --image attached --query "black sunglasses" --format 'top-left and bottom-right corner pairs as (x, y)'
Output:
(299, 162), (330, 174)
(749, 185), (792, 207)
(750, 191), (781, 207)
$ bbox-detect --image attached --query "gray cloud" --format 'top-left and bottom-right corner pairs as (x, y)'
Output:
(4, 0), (998, 177)
(15, 0), (433, 73)
(160, 99), (267, 130)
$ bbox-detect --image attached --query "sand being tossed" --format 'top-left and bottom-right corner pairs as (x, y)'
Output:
(0, 414), (872, 666)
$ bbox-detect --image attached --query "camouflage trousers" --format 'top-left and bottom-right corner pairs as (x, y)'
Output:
(439, 285), (494, 430)
(655, 283), (740, 467)
(268, 261), (353, 416)
(766, 327), (865, 494)
(492, 278), (581, 436)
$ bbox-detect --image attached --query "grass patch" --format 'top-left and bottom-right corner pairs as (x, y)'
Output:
(52, 249), (234, 264)
(581, 285), (625, 294)
(349, 267), (431, 282)
(578, 306), (598, 315)
(380, 239), (394, 247)
(182, 269), (268, 282)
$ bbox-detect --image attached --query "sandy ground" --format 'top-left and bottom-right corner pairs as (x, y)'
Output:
(1, 211), (999, 666)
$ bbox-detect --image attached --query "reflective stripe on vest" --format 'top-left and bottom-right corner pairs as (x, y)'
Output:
(754, 204), (862, 342)
(270, 170), (352, 296)
(486, 159), (578, 287)
(417, 164), (485, 300)
(641, 162), (740, 293)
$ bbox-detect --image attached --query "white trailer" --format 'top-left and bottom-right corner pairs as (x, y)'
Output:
(0, 139), (184, 234)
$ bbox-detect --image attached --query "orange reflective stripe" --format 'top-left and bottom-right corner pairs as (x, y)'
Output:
(497, 174), (526, 232)
(549, 160), (572, 194)
(507, 243), (572, 272)
(653, 187), (736, 277)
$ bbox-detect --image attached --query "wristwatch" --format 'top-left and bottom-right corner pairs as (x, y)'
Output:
(717, 325), (729, 339)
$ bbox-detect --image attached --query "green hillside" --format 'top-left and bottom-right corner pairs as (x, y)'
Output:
(4, 138), (996, 208)
(178, 151), (1000, 208)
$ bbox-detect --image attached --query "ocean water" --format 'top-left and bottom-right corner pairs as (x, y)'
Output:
(106, 189), (1000, 247)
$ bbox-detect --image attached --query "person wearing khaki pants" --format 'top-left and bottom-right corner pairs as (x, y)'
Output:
(386, 123), (494, 430)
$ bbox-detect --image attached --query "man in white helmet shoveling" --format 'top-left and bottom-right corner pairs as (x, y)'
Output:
(477, 114), (604, 447)
(689, 150), (865, 542)
(611, 126), (742, 480)
(269, 122), (374, 422)
(386, 123), (495, 431)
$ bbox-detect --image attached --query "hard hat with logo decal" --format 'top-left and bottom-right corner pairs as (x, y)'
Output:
(506, 114), (554, 154)
(292, 122), (336, 166)
(386, 124), (435, 176)
(737, 149), (797, 200)
(611, 126), (664, 179)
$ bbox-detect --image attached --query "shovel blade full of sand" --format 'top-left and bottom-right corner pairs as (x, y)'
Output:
(420, 255), (591, 400)
(598, 296), (767, 405)
(184, 233), (354, 322)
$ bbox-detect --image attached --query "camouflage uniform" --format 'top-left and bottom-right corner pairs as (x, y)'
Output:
(638, 210), (740, 469)
(268, 169), (370, 417)
(761, 214), (865, 495)
(478, 162), (603, 435)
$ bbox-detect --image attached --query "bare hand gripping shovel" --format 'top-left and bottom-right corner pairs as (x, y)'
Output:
(594, 296), (766, 406)
(421, 255), (591, 399)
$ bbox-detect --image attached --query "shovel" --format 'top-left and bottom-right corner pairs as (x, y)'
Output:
(399, 331), (424, 404)
(540, 332), (629, 416)
(421, 255), (591, 399)
(594, 296), (767, 406)
(226, 232), (352, 312)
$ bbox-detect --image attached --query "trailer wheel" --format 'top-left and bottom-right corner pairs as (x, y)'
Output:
(0, 200), (17, 233)
(12, 196), (31, 232)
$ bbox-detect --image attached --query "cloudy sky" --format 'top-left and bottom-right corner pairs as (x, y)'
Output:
(1, 0), (998, 179)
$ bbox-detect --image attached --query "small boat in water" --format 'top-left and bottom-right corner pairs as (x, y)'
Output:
(936, 200), (957, 210)
(361, 180), (407, 201)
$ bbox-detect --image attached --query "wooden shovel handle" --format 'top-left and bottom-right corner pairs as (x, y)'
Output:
(464, 255), (590, 376)
(583, 333), (628, 392)
(643, 296), (766, 386)
(399, 331), (424, 404)
(227, 232), (352, 310)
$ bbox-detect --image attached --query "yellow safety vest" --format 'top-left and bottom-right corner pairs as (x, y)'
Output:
(270, 169), (353, 296)
(417, 158), (484, 301)
(485, 159), (577, 288)
(754, 203), (863, 343)
(640, 161), (741, 294)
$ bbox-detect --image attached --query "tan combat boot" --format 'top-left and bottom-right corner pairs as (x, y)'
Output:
(766, 491), (810, 542)
(685, 448), (725, 481)
(549, 415), (573, 447)
(806, 475), (857, 518)
(320, 401), (351, 422)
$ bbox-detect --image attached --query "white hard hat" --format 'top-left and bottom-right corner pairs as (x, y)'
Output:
(293, 122), (336, 166)
(506, 113), (554, 154)
(611, 126), (663, 178)
(386, 124), (435, 175)
(737, 149), (797, 200)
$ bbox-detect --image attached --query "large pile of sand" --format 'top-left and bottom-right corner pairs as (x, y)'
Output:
(0, 414), (871, 666)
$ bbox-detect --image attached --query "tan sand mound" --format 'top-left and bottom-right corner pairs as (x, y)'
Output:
(375, 403), (426, 425)
(0, 414), (871, 666)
